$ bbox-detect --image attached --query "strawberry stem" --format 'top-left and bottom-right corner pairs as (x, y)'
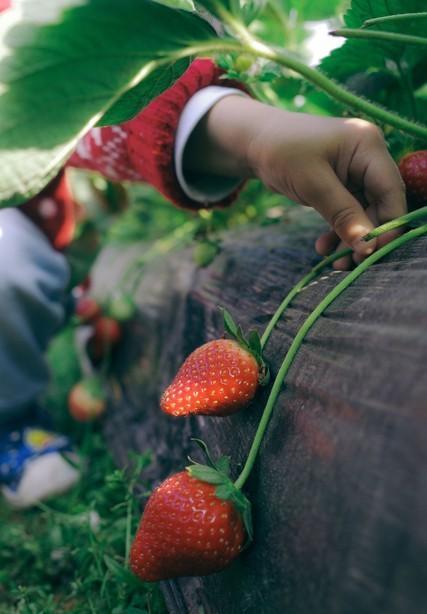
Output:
(235, 223), (427, 490)
(260, 204), (427, 349)
(362, 12), (427, 28)
(331, 28), (427, 47)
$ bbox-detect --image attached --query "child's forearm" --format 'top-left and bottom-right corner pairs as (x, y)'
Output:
(183, 95), (259, 179)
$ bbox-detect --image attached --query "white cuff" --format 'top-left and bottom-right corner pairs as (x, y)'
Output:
(174, 86), (248, 204)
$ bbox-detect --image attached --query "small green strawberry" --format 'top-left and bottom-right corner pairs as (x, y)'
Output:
(107, 293), (136, 322)
(193, 240), (220, 268)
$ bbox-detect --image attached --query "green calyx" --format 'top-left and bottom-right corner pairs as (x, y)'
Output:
(193, 239), (221, 268)
(106, 293), (136, 322)
(186, 438), (253, 541)
(221, 308), (270, 385)
(81, 376), (107, 401)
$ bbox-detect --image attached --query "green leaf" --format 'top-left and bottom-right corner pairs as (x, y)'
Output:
(0, 0), (217, 206)
(215, 455), (231, 475)
(82, 376), (107, 400)
(222, 307), (239, 338)
(154, 0), (195, 9)
(190, 437), (218, 469)
(247, 330), (262, 357)
(215, 482), (235, 499)
(215, 484), (253, 541)
(321, 0), (427, 79)
(98, 59), (191, 126)
(103, 555), (147, 590)
(186, 463), (227, 485)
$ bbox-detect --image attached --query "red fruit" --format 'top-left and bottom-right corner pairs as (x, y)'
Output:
(87, 317), (122, 363)
(129, 471), (245, 582)
(68, 378), (106, 422)
(75, 296), (101, 324)
(93, 316), (122, 345)
(80, 276), (92, 293)
(399, 150), (427, 206)
(161, 339), (260, 417)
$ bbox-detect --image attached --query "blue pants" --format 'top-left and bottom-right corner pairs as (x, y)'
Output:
(0, 209), (70, 427)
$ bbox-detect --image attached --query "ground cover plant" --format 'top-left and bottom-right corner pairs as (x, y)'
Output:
(0, 0), (426, 611)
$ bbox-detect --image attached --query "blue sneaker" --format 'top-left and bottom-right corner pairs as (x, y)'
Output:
(0, 427), (80, 508)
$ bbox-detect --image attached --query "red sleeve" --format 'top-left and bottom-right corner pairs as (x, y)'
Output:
(69, 59), (249, 210)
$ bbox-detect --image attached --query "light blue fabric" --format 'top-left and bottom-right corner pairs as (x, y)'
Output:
(0, 209), (70, 425)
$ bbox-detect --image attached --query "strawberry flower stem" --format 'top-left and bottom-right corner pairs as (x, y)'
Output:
(362, 13), (427, 29)
(235, 223), (427, 490)
(331, 28), (427, 47)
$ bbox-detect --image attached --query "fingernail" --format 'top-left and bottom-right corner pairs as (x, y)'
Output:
(352, 236), (376, 255)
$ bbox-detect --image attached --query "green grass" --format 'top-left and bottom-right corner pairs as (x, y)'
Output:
(0, 329), (166, 614)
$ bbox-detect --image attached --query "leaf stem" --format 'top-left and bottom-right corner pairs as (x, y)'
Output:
(362, 13), (427, 28)
(260, 204), (427, 349)
(331, 28), (427, 47)
(235, 223), (427, 490)
(245, 41), (427, 138)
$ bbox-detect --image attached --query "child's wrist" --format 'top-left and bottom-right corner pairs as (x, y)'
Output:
(183, 95), (264, 180)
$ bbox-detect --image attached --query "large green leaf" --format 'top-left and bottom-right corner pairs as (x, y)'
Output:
(98, 59), (190, 126)
(0, 0), (217, 206)
(319, 0), (427, 122)
(321, 0), (427, 79)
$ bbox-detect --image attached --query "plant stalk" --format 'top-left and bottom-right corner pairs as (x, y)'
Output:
(235, 223), (427, 490)
(260, 204), (427, 349)
(331, 28), (427, 47)
(362, 13), (427, 28)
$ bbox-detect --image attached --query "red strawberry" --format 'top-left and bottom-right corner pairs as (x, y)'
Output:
(161, 309), (267, 417)
(93, 316), (122, 345)
(68, 377), (106, 422)
(399, 150), (427, 206)
(161, 339), (260, 417)
(129, 470), (247, 582)
(87, 316), (122, 364)
(75, 296), (101, 324)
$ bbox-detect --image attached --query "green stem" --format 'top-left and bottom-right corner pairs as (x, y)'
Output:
(260, 204), (427, 349)
(397, 60), (417, 120)
(331, 28), (427, 47)
(235, 223), (427, 490)
(362, 12), (427, 28)
(249, 42), (427, 138)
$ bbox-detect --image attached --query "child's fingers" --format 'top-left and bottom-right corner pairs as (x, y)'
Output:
(363, 148), (407, 224)
(315, 230), (339, 256)
(309, 167), (376, 256)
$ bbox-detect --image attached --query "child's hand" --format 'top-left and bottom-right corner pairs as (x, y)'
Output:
(185, 96), (406, 269)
